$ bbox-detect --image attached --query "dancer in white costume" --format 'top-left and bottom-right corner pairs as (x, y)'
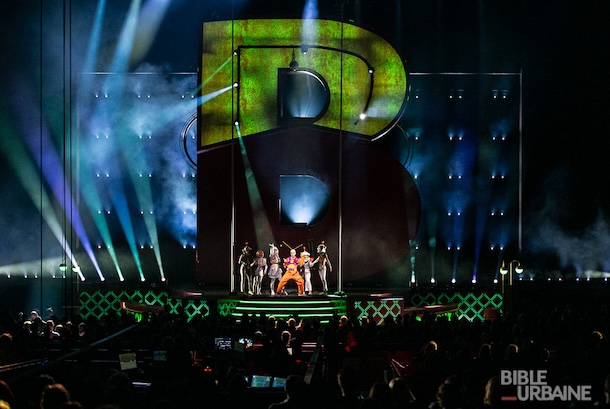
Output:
(299, 249), (314, 295)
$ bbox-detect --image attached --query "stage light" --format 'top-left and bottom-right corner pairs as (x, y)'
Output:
(59, 263), (67, 272)
(368, 68), (374, 74)
(359, 113), (366, 120)
(494, 278), (498, 284)
(430, 278), (435, 284)
(301, 44), (309, 54)
(472, 278), (476, 284)
(451, 278), (456, 284)
(233, 82), (239, 88)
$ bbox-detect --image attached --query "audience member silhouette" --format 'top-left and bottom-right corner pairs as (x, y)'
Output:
(268, 374), (309, 409)
(40, 384), (71, 409)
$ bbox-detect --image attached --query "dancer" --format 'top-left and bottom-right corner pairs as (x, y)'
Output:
(313, 240), (332, 295)
(253, 250), (267, 295)
(237, 242), (255, 295)
(268, 243), (283, 296)
(276, 248), (304, 296)
(299, 249), (314, 295)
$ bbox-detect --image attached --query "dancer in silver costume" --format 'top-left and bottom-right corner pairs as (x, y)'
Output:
(268, 243), (283, 295)
(253, 250), (267, 295)
(237, 242), (254, 295)
(313, 240), (331, 295)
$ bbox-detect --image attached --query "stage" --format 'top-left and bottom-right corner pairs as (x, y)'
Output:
(78, 284), (506, 325)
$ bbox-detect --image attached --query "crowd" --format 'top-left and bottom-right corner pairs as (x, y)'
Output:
(1, 298), (610, 409)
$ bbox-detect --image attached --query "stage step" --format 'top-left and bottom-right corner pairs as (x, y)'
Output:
(217, 297), (348, 323)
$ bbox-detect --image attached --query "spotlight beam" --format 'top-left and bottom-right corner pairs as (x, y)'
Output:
(0, 110), (88, 280)
(117, 139), (165, 282)
(235, 122), (275, 248)
(108, 177), (145, 282)
(80, 0), (107, 96)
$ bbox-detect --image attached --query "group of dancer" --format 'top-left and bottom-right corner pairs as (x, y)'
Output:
(237, 241), (332, 296)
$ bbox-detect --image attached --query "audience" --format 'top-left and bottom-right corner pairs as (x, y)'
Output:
(0, 300), (609, 409)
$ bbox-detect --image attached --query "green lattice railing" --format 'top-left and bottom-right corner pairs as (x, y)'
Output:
(410, 291), (503, 321)
(79, 290), (210, 322)
(79, 290), (501, 324)
(353, 299), (404, 324)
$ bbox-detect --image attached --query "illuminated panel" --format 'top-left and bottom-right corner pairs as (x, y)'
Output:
(199, 19), (407, 149)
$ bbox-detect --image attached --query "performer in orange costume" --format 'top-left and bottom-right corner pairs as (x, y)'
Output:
(276, 248), (305, 296)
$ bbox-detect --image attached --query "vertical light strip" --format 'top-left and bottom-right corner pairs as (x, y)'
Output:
(518, 69), (523, 253)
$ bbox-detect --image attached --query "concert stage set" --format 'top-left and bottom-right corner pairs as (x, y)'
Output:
(1, 3), (554, 325)
(67, 17), (520, 326)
